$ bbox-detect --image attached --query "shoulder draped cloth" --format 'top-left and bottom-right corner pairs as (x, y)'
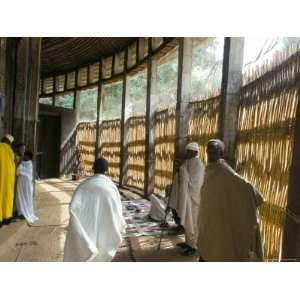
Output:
(0, 143), (15, 221)
(169, 157), (205, 248)
(64, 174), (126, 262)
(197, 159), (264, 262)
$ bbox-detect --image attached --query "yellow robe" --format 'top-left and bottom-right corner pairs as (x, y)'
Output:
(0, 143), (16, 222)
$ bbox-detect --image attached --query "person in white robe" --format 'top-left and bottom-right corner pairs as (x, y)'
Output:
(64, 158), (126, 262)
(15, 151), (39, 224)
(197, 139), (264, 262)
(168, 142), (205, 256)
(149, 194), (167, 222)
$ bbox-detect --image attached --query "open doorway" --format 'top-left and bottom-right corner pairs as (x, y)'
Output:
(37, 114), (61, 179)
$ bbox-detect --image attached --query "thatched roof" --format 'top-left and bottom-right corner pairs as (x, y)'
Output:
(41, 37), (137, 77)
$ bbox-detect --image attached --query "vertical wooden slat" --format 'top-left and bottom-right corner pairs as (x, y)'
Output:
(282, 89), (300, 261)
(95, 59), (102, 159)
(218, 37), (245, 167)
(111, 53), (115, 77)
(119, 48), (128, 187)
(63, 74), (67, 92)
(144, 52), (157, 197)
(173, 37), (193, 164)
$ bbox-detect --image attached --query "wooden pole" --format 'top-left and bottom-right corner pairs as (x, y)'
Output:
(282, 89), (300, 261)
(218, 37), (244, 167)
(173, 38), (193, 164)
(144, 37), (157, 198)
(119, 48), (128, 187)
(95, 60), (102, 159)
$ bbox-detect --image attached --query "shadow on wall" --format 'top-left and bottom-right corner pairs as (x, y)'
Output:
(60, 126), (80, 176)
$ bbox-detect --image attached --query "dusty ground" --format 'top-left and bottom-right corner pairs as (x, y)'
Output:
(0, 179), (198, 262)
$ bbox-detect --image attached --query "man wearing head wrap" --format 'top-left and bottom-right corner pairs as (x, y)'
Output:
(197, 139), (264, 261)
(64, 157), (126, 262)
(168, 141), (205, 256)
(0, 134), (16, 226)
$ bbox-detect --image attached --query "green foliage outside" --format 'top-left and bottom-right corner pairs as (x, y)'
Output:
(156, 54), (178, 108)
(55, 93), (74, 109)
(102, 82), (123, 120)
(191, 38), (224, 100)
(127, 71), (147, 116)
(79, 87), (98, 121)
(39, 97), (53, 105)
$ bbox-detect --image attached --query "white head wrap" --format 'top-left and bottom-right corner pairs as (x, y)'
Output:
(4, 134), (14, 143)
(185, 142), (199, 152)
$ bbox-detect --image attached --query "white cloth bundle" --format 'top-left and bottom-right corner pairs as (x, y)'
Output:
(149, 194), (167, 221)
(63, 174), (126, 262)
(15, 160), (38, 224)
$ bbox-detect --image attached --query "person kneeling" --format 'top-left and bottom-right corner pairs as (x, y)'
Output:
(63, 158), (126, 262)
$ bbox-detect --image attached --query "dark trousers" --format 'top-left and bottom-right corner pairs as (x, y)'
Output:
(171, 208), (181, 226)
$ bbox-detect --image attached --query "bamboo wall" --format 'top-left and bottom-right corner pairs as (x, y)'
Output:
(99, 119), (121, 182)
(235, 49), (300, 261)
(188, 95), (221, 163)
(76, 122), (96, 176)
(154, 107), (176, 196)
(125, 116), (146, 189)
(67, 43), (300, 262)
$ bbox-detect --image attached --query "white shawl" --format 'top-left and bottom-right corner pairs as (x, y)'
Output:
(15, 160), (38, 224)
(63, 174), (126, 262)
(169, 157), (205, 248)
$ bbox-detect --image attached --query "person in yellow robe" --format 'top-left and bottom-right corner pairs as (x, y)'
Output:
(0, 134), (16, 226)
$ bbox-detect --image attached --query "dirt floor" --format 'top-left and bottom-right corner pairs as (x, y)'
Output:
(0, 179), (199, 262)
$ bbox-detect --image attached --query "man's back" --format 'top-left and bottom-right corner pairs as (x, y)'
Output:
(64, 174), (126, 262)
(198, 159), (263, 261)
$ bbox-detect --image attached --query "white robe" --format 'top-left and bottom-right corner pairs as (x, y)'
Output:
(149, 194), (167, 221)
(15, 160), (38, 224)
(169, 157), (205, 249)
(63, 174), (126, 262)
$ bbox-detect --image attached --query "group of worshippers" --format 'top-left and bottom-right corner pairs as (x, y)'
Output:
(0, 134), (38, 228)
(63, 138), (264, 262)
(166, 139), (263, 261)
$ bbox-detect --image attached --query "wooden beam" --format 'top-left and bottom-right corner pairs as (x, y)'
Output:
(30, 38), (42, 181)
(95, 59), (102, 159)
(111, 53), (116, 77)
(40, 38), (175, 81)
(173, 38), (193, 163)
(282, 90), (300, 261)
(87, 64), (91, 86)
(51, 77), (55, 106)
(144, 54), (157, 198)
(63, 73), (67, 92)
(21, 38), (30, 142)
(75, 69), (79, 90)
(136, 38), (140, 63)
(218, 37), (245, 167)
(40, 77), (44, 97)
(119, 48), (128, 187)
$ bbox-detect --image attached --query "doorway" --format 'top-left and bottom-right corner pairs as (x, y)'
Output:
(37, 114), (61, 179)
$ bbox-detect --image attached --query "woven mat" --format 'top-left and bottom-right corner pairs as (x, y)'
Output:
(122, 199), (177, 238)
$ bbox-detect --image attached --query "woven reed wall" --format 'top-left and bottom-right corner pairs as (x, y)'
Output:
(236, 49), (300, 261)
(188, 95), (221, 163)
(154, 107), (176, 196)
(125, 116), (146, 189)
(76, 122), (96, 176)
(99, 119), (121, 182)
